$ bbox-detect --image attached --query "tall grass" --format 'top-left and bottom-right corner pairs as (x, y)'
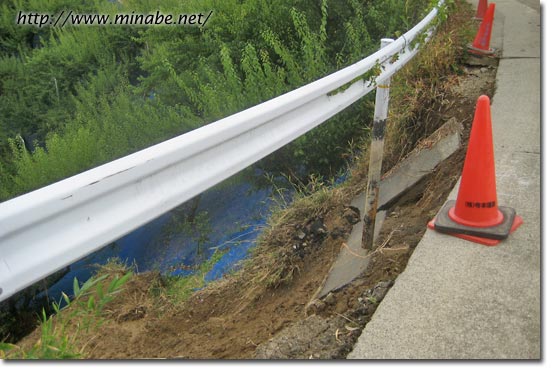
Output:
(0, 259), (132, 359)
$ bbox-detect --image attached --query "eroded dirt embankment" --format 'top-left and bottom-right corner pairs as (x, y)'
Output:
(41, 64), (494, 360)
(15, 1), (498, 359)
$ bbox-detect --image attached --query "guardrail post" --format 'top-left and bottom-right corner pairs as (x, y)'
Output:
(362, 38), (395, 250)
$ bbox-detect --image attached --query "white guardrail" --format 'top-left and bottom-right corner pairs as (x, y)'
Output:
(0, 0), (444, 302)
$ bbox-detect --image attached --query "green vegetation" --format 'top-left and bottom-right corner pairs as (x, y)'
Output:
(0, 0), (430, 201)
(156, 249), (227, 305)
(0, 259), (132, 359)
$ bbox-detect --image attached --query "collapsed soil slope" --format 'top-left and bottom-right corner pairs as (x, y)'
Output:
(14, 4), (497, 359)
(40, 63), (494, 360)
(254, 66), (497, 360)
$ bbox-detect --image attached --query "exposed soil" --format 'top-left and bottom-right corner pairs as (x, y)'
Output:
(252, 62), (497, 359)
(81, 206), (357, 359)
(14, 12), (498, 360)
(19, 61), (491, 360)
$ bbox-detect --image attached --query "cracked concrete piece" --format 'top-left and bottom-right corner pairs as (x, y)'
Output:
(317, 118), (463, 299)
(378, 117), (462, 209)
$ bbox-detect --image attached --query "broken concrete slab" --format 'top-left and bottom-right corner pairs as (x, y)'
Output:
(316, 191), (386, 298)
(465, 54), (500, 67)
(313, 117), (463, 299)
(378, 117), (463, 210)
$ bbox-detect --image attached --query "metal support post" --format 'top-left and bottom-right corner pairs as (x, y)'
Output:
(362, 38), (394, 250)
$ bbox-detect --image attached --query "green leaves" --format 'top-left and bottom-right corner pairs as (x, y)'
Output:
(0, 342), (18, 358)
(1, 262), (134, 359)
(73, 278), (80, 299)
(162, 249), (226, 304)
(107, 272), (133, 296)
(1, 0), (432, 200)
(61, 292), (71, 306)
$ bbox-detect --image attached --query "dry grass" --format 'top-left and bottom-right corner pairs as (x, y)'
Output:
(233, 184), (356, 299)
(382, 0), (478, 172)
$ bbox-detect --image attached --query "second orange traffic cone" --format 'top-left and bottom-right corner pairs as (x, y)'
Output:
(468, 3), (496, 56)
(475, 0), (488, 20)
(428, 95), (523, 246)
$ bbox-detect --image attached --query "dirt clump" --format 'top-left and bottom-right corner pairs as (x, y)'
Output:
(63, 192), (358, 359)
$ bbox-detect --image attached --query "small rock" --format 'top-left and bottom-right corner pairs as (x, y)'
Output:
(343, 206), (360, 225)
(323, 292), (336, 306)
(117, 306), (146, 322)
(330, 227), (345, 239)
(355, 305), (373, 316)
(305, 299), (326, 315)
(372, 289), (387, 302)
(480, 67), (488, 73)
(314, 300), (326, 312)
(376, 280), (393, 289)
(296, 231), (306, 240)
(309, 219), (327, 236)
(370, 280), (393, 302)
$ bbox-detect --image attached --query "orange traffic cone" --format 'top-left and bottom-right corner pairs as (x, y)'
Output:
(468, 3), (496, 56)
(428, 95), (523, 246)
(475, 0), (488, 20)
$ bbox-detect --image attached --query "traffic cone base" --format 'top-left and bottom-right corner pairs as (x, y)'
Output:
(426, 94), (524, 247)
(431, 200), (519, 240)
(428, 214), (523, 246)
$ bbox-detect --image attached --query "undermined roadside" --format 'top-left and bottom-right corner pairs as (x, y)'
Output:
(5, 0), (499, 360)
(254, 61), (497, 357)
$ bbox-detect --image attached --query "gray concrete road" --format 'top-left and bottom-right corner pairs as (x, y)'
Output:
(349, 0), (541, 359)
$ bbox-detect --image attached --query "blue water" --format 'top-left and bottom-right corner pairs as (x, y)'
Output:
(45, 174), (275, 301)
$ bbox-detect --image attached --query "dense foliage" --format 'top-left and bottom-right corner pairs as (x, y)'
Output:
(0, 0), (429, 201)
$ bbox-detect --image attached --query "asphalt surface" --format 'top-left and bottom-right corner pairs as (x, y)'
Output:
(349, 0), (541, 359)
